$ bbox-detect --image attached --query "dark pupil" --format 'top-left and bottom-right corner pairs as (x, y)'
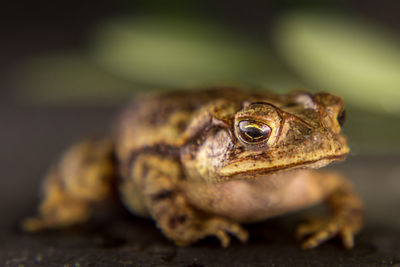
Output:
(238, 120), (271, 143)
(244, 127), (263, 138)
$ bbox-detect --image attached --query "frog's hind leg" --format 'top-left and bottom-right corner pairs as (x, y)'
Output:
(22, 139), (116, 231)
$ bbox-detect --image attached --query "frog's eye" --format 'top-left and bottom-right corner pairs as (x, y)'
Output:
(337, 108), (346, 127)
(237, 120), (271, 144)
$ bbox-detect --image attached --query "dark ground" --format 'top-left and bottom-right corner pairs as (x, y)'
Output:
(0, 104), (400, 267)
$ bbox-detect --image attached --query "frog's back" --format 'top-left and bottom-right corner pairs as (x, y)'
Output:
(115, 88), (251, 162)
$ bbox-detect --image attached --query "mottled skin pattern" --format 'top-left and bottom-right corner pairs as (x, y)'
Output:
(23, 87), (363, 249)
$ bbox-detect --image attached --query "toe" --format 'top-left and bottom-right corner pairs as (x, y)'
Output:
(224, 223), (249, 243)
(341, 227), (355, 249)
(296, 222), (322, 240)
(215, 229), (230, 247)
(21, 217), (46, 232)
(300, 220), (340, 249)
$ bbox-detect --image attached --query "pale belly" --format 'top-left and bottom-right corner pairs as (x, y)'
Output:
(183, 170), (326, 223)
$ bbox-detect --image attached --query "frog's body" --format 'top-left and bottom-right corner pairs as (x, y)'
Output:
(23, 87), (363, 249)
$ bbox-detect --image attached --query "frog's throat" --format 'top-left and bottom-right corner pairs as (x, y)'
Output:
(217, 153), (347, 179)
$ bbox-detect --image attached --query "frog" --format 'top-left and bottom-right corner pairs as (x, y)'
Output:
(22, 87), (363, 249)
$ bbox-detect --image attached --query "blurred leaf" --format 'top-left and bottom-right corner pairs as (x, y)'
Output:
(273, 11), (400, 116)
(14, 16), (305, 106)
(89, 16), (302, 90)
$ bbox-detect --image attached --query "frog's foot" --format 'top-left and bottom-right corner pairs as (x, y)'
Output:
(176, 217), (248, 247)
(296, 213), (362, 249)
(22, 216), (85, 232)
(204, 217), (249, 247)
(22, 200), (90, 232)
(22, 217), (57, 232)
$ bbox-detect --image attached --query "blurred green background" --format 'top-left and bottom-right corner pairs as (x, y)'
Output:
(4, 1), (400, 155)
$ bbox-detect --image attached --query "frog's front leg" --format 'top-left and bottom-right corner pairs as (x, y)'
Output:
(296, 171), (364, 249)
(128, 154), (248, 247)
(22, 139), (116, 231)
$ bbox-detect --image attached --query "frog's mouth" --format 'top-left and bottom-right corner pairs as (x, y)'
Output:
(218, 153), (348, 179)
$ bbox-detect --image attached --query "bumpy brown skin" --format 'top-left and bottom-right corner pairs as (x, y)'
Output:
(23, 87), (363, 249)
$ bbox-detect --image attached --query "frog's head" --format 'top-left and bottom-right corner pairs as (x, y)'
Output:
(190, 91), (349, 181)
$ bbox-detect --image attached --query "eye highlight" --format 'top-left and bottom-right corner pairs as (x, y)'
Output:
(237, 120), (271, 144)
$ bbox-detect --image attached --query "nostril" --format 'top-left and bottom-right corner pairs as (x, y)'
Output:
(337, 109), (346, 127)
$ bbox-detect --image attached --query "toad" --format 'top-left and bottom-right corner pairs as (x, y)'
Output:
(23, 87), (363, 249)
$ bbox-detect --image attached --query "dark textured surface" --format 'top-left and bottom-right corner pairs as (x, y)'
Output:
(1, 105), (400, 267)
